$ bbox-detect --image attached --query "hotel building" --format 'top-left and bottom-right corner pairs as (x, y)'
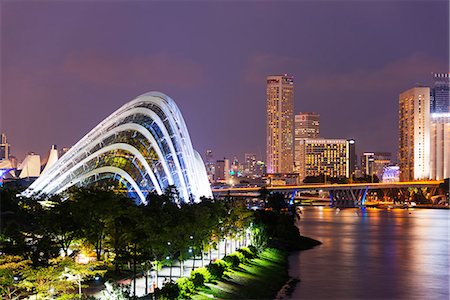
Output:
(398, 87), (430, 181)
(296, 138), (355, 181)
(266, 74), (294, 173)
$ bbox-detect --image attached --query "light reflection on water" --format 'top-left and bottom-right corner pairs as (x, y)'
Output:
(288, 208), (449, 300)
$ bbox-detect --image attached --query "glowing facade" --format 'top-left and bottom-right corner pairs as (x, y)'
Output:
(296, 138), (355, 181)
(23, 92), (212, 204)
(430, 113), (450, 180)
(266, 75), (294, 174)
(398, 87), (430, 181)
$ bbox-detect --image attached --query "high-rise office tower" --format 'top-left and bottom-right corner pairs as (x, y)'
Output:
(0, 133), (10, 160)
(295, 112), (320, 139)
(266, 74), (294, 174)
(430, 113), (449, 180)
(398, 87), (431, 181)
(431, 73), (449, 113)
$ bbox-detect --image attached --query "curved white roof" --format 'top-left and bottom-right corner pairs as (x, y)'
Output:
(23, 92), (212, 203)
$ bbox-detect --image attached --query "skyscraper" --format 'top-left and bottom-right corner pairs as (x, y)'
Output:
(431, 73), (450, 113)
(398, 87), (431, 181)
(266, 74), (294, 174)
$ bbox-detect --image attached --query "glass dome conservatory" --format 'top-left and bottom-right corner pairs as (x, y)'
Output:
(23, 92), (212, 204)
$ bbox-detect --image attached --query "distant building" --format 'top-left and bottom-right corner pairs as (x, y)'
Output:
(254, 161), (266, 177)
(42, 145), (59, 174)
(431, 73), (449, 113)
(204, 150), (215, 182)
(361, 152), (392, 180)
(348, 139), (357, 177)
(59, 147), (71, 157)
(398, 87), (430, 181)
(215, 160), (225, 181)
(382, 166), (400, 183)
(294, 113), (320, 174)
(266, 74), (294, 174)
(430, 113), (450, 180)
(265, 173), (299, 186)
(214, 158), (230, 182)
(0, 133), (11, 160)
(244, 153), (257, 176)
(18, 152), (41, 178)
(295, 112), (320, 139)
(296, 138), (356, 181)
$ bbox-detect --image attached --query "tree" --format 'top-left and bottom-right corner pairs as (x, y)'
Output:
(42, 194), (82, 257)
(0, 255), (32, 299)
(266, 192), (288, 212)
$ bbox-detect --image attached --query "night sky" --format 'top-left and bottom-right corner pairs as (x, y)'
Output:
(1, 1), (448, 163)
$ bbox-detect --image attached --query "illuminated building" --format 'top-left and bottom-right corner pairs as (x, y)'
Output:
(18, 153), (41, 178)
(214, 158), (230, 182)
(430, 113), (450, 180)
(254, 160), (266, 177)
(23, 92), (212, 203)
(382, 166), (400, 183)
(244, 153), (257, 176)
(0, 133), (10, 160)
(266, 74), (294, 174)
(297, 139), (355, 181)
(215, 160), (225, 181)
(398, 87), (430, 181)
(295, 112), (320, 139)
(431, 73), (449, 113)
(294, 113), (320, 174)
(361, 152), (392, 180)
(42, 145), (59, 174)
(204, 149), (215, 182)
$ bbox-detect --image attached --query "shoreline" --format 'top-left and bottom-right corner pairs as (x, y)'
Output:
(275, 235), (322, 299)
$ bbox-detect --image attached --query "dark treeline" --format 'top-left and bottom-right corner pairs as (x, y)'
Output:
(0, 185), (320, 299)
(0, 186), (253, 299)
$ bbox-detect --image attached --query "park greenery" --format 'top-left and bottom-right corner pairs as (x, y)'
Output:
(1, 184), (318, 299)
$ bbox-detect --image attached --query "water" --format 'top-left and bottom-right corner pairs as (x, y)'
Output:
(288, 207), (449, 299)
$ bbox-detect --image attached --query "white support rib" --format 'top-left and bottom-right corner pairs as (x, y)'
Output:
(55, 166), (147, 204)
(40, 143), (162, 196)
(23, 92), (212, 203)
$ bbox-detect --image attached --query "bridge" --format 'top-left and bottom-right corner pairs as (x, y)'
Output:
(212, 180), (445, 208)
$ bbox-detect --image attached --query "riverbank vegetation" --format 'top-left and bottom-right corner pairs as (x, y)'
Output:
(1, 186), (320, 299)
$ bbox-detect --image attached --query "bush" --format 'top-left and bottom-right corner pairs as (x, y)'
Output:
(159, 280), (180, 300)
(248, 245), (258, 255)
(223, 255), (239, 268)
(207, 259), (231, 279)
(223, 252), (246, 268)
(176, 277), (195, 299)
(238, 247), (256, 259)
(190, 267), (211, 287)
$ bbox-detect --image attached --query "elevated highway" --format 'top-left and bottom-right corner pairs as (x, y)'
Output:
(212, 180), (444, 208)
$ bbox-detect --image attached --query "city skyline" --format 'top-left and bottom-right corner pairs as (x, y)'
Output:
(1, 1), (449, 161)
